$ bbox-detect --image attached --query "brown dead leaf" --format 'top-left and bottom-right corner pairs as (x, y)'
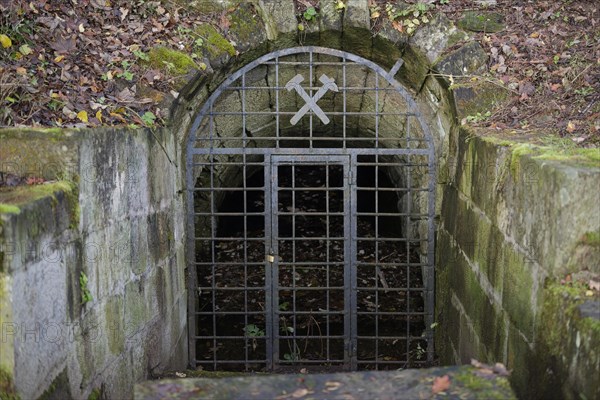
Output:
(432, 375), (451, 394)
(392, 20), (403, 33)
(220, 14), (231, 31)
(566, 121), (576, 133)
(50, 35), (77, 54)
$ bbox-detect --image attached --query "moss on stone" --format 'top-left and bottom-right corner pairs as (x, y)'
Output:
(454, 368), (515, 399)
(540, 281), (600, 357)
(458, 11), (505, 33)
(146, 46), (199, 75)
(195, 24), (236, 59)
(37, 368), (72, 400)
(229, 5), (260, 43)
(0, 204), (20, 214)
(0, 366), (18, 400)
(0, 181), (79, 228)
(581, 231), (600, 247)
(87, 387), (102, 400)
(509, 143), (535, 177)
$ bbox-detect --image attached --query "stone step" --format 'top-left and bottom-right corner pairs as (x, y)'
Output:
(135, 365), (516, 399)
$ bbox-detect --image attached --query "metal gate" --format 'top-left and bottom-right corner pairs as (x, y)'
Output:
(187, 47), (435, 372)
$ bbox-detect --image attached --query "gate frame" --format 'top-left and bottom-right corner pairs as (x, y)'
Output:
(186, 46), (436, 370)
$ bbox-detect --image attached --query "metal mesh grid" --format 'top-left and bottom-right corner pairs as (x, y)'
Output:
(187, 47), (435, 372)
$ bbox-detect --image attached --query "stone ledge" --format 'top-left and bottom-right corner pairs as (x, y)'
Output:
(135, 366), (516, 399)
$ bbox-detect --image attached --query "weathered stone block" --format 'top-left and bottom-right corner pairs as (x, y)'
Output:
(410, 14), (469, 65)
(229, 3), (267, 53)
(433, 41), (488, 79)
(458, 11), (505, 33)
(257, 0), (297, 40)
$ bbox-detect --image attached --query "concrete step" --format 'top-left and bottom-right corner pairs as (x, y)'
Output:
(135, 365), (516, 399)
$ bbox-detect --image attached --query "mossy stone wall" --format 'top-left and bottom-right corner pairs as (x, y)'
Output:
(0, 127), (187, 400)
(436, 127), (600, 398)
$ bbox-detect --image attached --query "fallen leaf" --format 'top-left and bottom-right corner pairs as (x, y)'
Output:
(590, 280), (600, 291)
(77, 110), (89, 123)
(19, 44), (33, 56)
(392, 20), (404, 32)
(175, 371), (186, 378)
(324, 381), (341, 391)
(493, 363), (510, 376)
(585, 290), (594, 297)
(566, 121), (576, 133)
(432, 375), (451, 394)
(78, 23), (85, 33)
(291, 388), (309, 398)
(0, 34), (12, 48)
(96, 110), (103, 123)
(51, 35), (77, 54)
(16, 67), (27, 75)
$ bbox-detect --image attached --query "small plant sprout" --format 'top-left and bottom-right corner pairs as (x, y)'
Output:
(79, 271), (93, 305)
(243, 324), (265, 351)
(141, 111), (157, 126)
(303, 7), (318, 22)
(466, 111), (492, 123)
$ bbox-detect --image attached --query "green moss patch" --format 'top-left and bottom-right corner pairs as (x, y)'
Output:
(0, 366), (17, 400)
(146, 46), (199, 75)
(0, 181), (79, 226)
(0, 181), (72, 206)
(0, 204), (20, 215)
(580, 231), (600, 247)
(458, 11), (505, 33)
(195, 24), (236, 59)
(480, 132), (600, 168)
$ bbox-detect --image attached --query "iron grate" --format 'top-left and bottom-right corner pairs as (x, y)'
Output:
(186, 47), (435, 372)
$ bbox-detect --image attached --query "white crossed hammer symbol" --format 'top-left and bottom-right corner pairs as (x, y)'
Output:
(285, 74), (338, 125)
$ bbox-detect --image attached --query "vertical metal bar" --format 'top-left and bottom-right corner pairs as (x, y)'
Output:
(265, 157), (274, 370)
(243, 154), (249, 369)
(325, 163), (331, 363)
(405, 153), (412, 364)
(375, 74), (379, 148)
(275, 56), (280, 148)
(210, 154), (217, 371)
(241, 74), (247, 148)
(291, 164), (297, 363)
(309, 50), (313, 148)
(342, 56), (347, 149)
(427, 150), (436, 363)
(348, 154), (357, 370)
(374, 155), (379, 369)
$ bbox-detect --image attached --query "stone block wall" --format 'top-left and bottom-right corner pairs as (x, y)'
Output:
(436, 128), (600, 399)
(0, 128), (187, 399)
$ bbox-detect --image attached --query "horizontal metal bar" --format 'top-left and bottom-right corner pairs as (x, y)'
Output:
(224, 85), (403, 91)
(189, 148), (431, 155)
(205, 110), (418, 117)
(356, 311), (426, 316)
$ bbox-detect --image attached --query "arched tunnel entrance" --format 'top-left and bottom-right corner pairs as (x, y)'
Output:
(186, 47), (435, 373)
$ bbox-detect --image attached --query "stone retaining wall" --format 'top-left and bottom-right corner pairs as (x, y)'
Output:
(0, 128), (186, 399)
